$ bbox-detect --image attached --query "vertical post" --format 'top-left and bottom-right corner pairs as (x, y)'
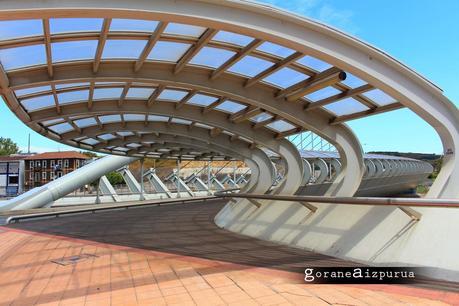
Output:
(233, 160), (237, 184)
(177, 159), (181, 198)
(207, 160), (211, 194)
(95, 178), (101, 204)
(140, 158), (145, 201)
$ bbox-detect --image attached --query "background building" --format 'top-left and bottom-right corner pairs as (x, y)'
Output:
(24, 151), (89, 190)
(0, 155), (26, 197)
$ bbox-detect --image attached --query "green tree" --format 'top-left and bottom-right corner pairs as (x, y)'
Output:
(0, 137), (20, 156)
(106, 171), (124, 185)
(80, 150), (98, 158)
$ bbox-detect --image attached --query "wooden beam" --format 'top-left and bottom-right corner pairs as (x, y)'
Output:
(245, 51), (303, 88)
(95, 116), (103, 129)
(230, 106), (262, 123)
(174, 28), (217, 74)
(210, 39), (262, 80)
(353, 95), (379, 109)
(51, 84), (60, 114)
(209, 127), (222, 137)
(93, 18), (111, 73)
(330, 102), (404, 125)
(147, 85), (164, 106)
(42, 19), (53, 78)
(202, 97), (226, 114)
(87, 82), (95, 109)
(230, 134), (239, 142)
(276, 66), (342, 99)
(118, 82), (131, 107)
(275, 127), (303, 139)
(305, 83), (373, 111)
(134, 22), (167, 72)
(120, 114), (126, 128)
(176, 89), (197, 109)
(285, 71), (346, 102)
(252, 115), (278, 129)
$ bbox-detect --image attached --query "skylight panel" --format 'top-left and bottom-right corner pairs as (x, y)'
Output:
(102, 40), (147, 59)
(117, 131), (134, 137)
(20, 95), (54, 111)
(0, 20), (43, 40)
(256, 42), (295, 58)
(81, 138), (99, 145)
(171, 118), (192, 125)
(124, 114), (145, 121)
(55, 83), (90, 90)
(263, 67), (309, 88)
(266, 120), (296, 133)
(164, 23), (206, 37)
(187, 94), (219, 107)
(50, 18), (103, 33)
(114, 146), (129, 152)
(58, 90), (89, 105)
(215, 100), (247, 113)
(98, 134), (117, 141)
(74, 117), (97, 128)
(148, 115), (169, 122)
(362, 89), (396, 106)
(296, 56), (332, 72)
(127, 143), (142, 148)
(228, 56), (274, 77)
(48, 122), (73, 134)
(250, 112), (273, 123)
(41, 118), (64, 126)
(93, 87), (124, 100)
(125, 87), (155, 99)
(99, 114), (121, 123)
(110, 19), (159, 32)
(147, 41), (191, 62)
(212, 30), (254, 46)
(51, 41), (98, 62)
(157, 89), (188, 101)
(324, 97), (369, 116)
(15, 86), (51, 97)
(340, 73), (366, 88)
(190, 47), (236, 68)
(0, 45), (46, 70)
(305, 86), (341, 102)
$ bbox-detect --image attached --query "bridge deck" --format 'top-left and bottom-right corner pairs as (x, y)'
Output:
(0, 200), (457, 305)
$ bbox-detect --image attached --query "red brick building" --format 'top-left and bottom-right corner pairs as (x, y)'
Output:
(24, 151), (89, 189)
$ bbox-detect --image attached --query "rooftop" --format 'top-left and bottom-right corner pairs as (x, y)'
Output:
(24, 150), (90, 160)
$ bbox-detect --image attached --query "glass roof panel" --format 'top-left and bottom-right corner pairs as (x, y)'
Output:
(93, 87), (123, 100)
(41, 118), (64, 126)
(341, 73), (366, 88)
(305, 86), (341, 102)
(0, 44), (46, 70)
(147, 41), (191, 62)
(124, 114), (145, 121)
(211, 30), (254, 46)
(171, 118), (192, 125)
(190, 47), (236, 68)
(215, 100), (247, 113)
(157, 89), (188, 101)
(15, 86), (51, 97)
(148, 115), (169, 122)
(126, 87), (155, 99)
(114, 146), (129, 152)
(48, 122), (73, 134)
(55, 83), (90, 90)
(117, 131), (134, 137)
(102, 40), (147, 59)
(51, 40), (98, 62)
(98, 133), (117, 140)
(81, 138), (99, 145)
(187, 94), (219, 107)
(0, 19), (43, 40)
(20, 95), (54, 111)
(362, 89), (396, 106)
(164, 23), (206, 37)
(250, 112), (273, 123)
(127, 143), (142, 148)
(74, 117), (97, 128)
(256, 42), (295, 58)
(58, 90), (89, 105)
(110, 19), (159, 32)
(266, 120), (296, 132)
(324, 97), (369, 116)
(297, 55), (332, 72)
(50, 18), (103, 33)
(263, 67), (309, 88)
(228, 55), (274, 77)
(99, 114), (121, 123)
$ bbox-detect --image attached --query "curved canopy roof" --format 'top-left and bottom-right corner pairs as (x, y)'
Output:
(0, 0), (449, 161)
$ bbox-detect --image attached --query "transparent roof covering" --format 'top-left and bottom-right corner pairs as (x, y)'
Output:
(0, 16), (403, 157)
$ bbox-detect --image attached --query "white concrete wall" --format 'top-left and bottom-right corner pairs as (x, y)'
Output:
(215, 200), (459, 282)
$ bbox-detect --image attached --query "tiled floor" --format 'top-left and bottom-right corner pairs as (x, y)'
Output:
(0, 199), (457, 305)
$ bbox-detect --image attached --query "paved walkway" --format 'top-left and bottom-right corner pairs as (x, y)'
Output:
(1, 199), (458, 305)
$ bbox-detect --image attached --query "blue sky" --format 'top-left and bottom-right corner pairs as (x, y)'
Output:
(0, 0), (457, 154)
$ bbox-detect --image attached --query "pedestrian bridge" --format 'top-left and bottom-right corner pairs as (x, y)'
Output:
(0, 0), (458, 282)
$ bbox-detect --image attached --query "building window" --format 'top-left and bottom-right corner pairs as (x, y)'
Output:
(43, 160), (47, 168)
(50, 172), (55, 180)
(64, 159), (69, 168)
(29, 172), (33, 180)
(57, 171), (63, 178)
(30, 161), (34, 168)
(57, 160), (62, 167)
(9, 176), (18, 184)
(35, 172), (40, 181)
(36, 160), (41, 168)
(42, 172), (47, 180)
(76, 159), (80, 168)
(50, 160), (55, 167)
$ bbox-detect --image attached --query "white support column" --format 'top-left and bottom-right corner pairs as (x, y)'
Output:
(139, 158), (145, 201)
(176, 159), (181, 198)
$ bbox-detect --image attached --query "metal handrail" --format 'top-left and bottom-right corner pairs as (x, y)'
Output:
(6, 196), (219, 224)
(216, 193), (459, 208)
